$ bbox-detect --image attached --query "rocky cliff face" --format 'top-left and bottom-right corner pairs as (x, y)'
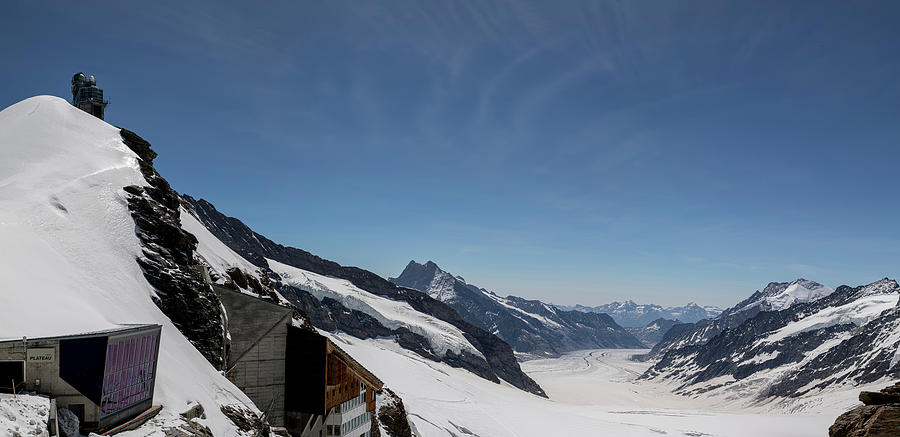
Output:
(641, 279), (900, 402)
(120, 129), (227, 369)
(830, 382), (900, 437)
(183, 197), (546, 397)
(390, 260), (644, 357)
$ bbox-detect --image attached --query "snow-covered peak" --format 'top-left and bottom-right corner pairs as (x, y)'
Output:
(739, 278), (833, 312)
(852, 278), (900, 299)
(392, 260), (461, 302)
(763, 279), (834, 311)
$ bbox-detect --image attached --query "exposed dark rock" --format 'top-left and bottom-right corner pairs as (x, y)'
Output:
(830, 383), (900, 436)
(220, 405), (262, 433)
(226, 267), (249, 289)
(180, 403), (206, 421)
(183, 196), (546, 397)
(120, 129), (226, 369)
(120, 128), (157, 162)
(860, 390), (900, 406)
(369, 411), (382, 437)
(378, 388), (413, 437)
(164, 420), (214, 437)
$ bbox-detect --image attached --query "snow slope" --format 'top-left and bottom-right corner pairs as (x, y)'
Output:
(181, 206), (262, 279)
(267, 258), (483, 358)
(0, 96), (256, 435)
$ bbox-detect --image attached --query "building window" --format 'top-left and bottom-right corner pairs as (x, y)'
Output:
(99, 332), (159, 417)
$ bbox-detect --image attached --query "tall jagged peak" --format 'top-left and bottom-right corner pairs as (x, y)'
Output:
(392, 259), (459, 301)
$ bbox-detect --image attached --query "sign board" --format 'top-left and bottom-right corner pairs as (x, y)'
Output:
(27, 348), (55, 363)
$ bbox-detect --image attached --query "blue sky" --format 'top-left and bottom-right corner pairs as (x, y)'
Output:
(3, 1), (900, 307)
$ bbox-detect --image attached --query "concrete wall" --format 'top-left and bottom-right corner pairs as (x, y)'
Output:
(0, 339), (100, 425)
(215, 286), (292, 427)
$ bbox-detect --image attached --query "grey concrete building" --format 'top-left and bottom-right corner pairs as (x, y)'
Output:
(0, 324), (161, 434)
(215, 284), (293, 428)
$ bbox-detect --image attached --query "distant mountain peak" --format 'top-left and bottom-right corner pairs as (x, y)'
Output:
(739, 278), (833, 313)
(391, 261), (644, 356)
(556, 300), (722, 328)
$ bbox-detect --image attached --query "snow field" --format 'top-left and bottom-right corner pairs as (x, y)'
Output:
(328, 336), (830, 437)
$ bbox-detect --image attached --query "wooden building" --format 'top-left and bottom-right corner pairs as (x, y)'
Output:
(213, 285), (383, 437)
(285, 328), (383, 437)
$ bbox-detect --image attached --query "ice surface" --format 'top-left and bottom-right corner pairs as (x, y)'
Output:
(329, 334), (830, 437)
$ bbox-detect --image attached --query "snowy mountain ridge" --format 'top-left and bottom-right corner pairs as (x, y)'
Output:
(183, 197), (546, 396)
(643, 278), (834, 360)
(735, 278), (834, 313)
(389, 260), (644, 358)
(2, 95), (891, 437)
(641, 277), (900, 406)
(558, 300), (723, 328)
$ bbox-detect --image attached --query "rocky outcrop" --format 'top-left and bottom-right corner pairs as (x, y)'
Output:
(390, 260), (643, 357)
(183, 196), (546, 397)
(221, 267), (280, 301)
(830, 382), (900, 436)
(219, 405), (263, 434)
(120, 129), (226, 369)
(378, 388), (413, 437)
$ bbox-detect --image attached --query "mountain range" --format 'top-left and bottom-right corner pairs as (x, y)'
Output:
(557, 301), (723, 328)
(625, 318), (688, 347)
(183, 198), (546, 397)
(389, 260), (644, 357)
(640, 278), (900, 403)
(2, 96), (897, 436)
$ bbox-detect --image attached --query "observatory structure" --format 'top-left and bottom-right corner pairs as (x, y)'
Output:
(71, 72), (108, 120)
